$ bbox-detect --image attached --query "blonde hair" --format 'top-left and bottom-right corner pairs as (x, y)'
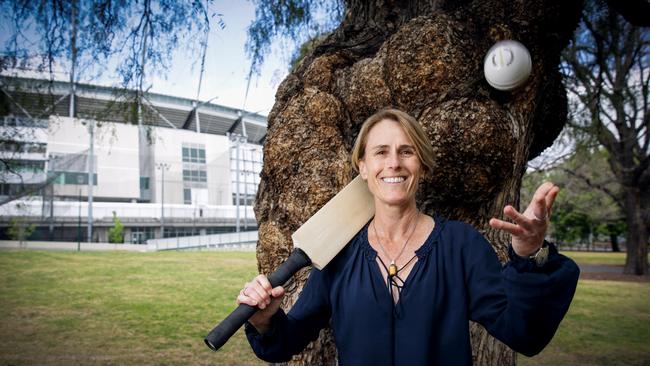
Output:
(351, 108), (434, 174)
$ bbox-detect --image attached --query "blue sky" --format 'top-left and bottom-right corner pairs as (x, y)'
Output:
(149, 0), (289, 115)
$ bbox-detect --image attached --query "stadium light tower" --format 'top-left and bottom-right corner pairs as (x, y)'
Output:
(156, 162), (171, 238)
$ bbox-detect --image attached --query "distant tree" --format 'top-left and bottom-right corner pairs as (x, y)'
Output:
(596, 221), (626, 252)
(108, 211), (124, 244)
(561, 0), (649, 274)
(7, 216), (36, 245)
(525, 147), (626, 251)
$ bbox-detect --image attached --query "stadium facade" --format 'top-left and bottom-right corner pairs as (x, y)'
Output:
(0, 74), (265, 243)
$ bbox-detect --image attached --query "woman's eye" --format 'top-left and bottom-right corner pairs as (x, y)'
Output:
(401, 150), (414, 156)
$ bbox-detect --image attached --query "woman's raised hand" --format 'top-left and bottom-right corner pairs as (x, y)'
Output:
(237, 274), (285, 334)
(489, 182), (560, 257)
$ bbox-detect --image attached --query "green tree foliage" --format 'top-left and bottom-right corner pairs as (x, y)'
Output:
(523, 148), (626, 249)
(7, 216), (35, 243)
(108, 211), (124, 244)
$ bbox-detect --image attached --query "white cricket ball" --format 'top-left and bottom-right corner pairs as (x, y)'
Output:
(483, 40), (532, 91)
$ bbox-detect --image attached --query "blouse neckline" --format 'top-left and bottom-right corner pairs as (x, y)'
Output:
(360, 214), (446, 261)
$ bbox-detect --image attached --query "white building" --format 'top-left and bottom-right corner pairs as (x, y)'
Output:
(0, 75), (266, 243)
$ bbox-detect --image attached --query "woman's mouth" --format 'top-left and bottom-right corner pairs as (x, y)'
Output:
(381, 176), (406, 183)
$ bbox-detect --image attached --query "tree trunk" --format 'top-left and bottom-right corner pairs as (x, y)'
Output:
(254, 0), (583, 364)
(610, 233), (620, 252)
(623, 186), (649, 275)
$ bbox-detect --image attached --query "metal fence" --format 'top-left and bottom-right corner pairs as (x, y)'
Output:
(147, 230), (258, 251)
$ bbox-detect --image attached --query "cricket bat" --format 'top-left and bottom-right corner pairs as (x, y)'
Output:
(204, 175), (375, 351)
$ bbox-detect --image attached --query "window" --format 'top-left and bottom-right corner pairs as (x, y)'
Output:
(69, 172), (97, 185)
(184, 188), (192, 204)
(2, 116), (48, 128)
(48, 153), (97, 185)
(205, 227), (235, 235)
(1, 142), (47, 154)
(182, 168), (207, 183)
(140, 177), (150, 190)
(0, 183), (42, 196)
(26, 143), (47, 153)
(0, 141), (21, 153)
(182, 143), (207, 189)
(182, 144), (206, 163)
(4, 160), (46, 173)
(230, 144), (263, 206)
(163, 227), (199, 238)
(50, 172), (98, 185)
(131, 227), (154, 244)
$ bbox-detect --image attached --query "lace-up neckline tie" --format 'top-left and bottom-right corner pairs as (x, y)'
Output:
(372, 212), (419, 304)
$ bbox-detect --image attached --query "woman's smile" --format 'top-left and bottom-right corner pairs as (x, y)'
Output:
(359, 119), (422, 208)
(381, 176), (406, 183)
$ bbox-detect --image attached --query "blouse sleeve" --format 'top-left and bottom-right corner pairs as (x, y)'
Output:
(245, 267), (332, 362)
(462, 226), (580, 356)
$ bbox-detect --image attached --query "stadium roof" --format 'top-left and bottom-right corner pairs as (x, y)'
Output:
(0, 75), (267, 144)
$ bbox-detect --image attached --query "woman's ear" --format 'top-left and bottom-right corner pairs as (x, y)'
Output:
(358, 160), (368, 180)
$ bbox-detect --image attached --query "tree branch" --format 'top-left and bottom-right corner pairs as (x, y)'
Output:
(560, 167), (624, 210)
(606, 0), (650, 27)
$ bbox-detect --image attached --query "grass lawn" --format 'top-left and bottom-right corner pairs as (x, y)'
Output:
(1, 249), (648, 365)
(519, 280), (650, 366)
(519, 250), (650, 365)
(0, 250), (263, 366)
(561, 251), (641, 266)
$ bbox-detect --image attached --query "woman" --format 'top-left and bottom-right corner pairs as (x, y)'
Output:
(238, 108), (579, 365)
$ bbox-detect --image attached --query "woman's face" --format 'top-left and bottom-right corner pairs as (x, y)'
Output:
(358, 119), (422, 208)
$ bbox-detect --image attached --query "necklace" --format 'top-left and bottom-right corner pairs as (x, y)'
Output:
(372, 211), (419, 278)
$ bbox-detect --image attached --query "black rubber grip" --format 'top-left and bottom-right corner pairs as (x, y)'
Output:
(204, 248), (311, 351)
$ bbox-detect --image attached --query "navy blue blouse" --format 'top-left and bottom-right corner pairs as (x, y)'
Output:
(246, 216), (580, 365)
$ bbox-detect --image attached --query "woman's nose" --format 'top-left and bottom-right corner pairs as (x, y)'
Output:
(386, 151), (401, 169)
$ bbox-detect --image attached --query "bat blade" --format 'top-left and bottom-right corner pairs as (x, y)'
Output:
(292, 175), (375, 269)
(204, 175), (374, 352)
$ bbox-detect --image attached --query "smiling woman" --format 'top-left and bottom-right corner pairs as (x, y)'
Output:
(235, 108), (580, 366)
(353, 110), (432, 214)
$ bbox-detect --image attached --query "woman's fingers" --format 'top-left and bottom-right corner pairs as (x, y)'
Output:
(271, 286), (285, 298)
(256, 274), (273, 296)
(249, 285), (269, 308)
(530, 182), (560, 221)
(503, 205), (534, 231)
(237, 284), (267, 309)
(545, 185), (560, 215)
(489, 218), (525, 236)
(236, 275), (283, 310)
(531, 192), (548, 221)
(237, 289), (258, 307)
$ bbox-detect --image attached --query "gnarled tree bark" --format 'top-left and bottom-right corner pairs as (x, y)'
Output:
(254, 0), (583, 364)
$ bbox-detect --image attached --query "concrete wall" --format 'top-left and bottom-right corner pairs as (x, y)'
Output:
(46, 117), (234, 206)
(48, 116), (140, 200)
(152, 127), (231, 205)
(0, 240), (148, 252)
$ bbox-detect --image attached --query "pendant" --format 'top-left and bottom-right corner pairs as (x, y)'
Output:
(388, 262), (398, 277)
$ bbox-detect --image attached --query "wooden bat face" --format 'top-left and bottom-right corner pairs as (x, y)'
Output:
(292, 175), (375, 269)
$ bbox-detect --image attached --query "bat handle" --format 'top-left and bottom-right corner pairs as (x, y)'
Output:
(204, 248), (311, 351)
